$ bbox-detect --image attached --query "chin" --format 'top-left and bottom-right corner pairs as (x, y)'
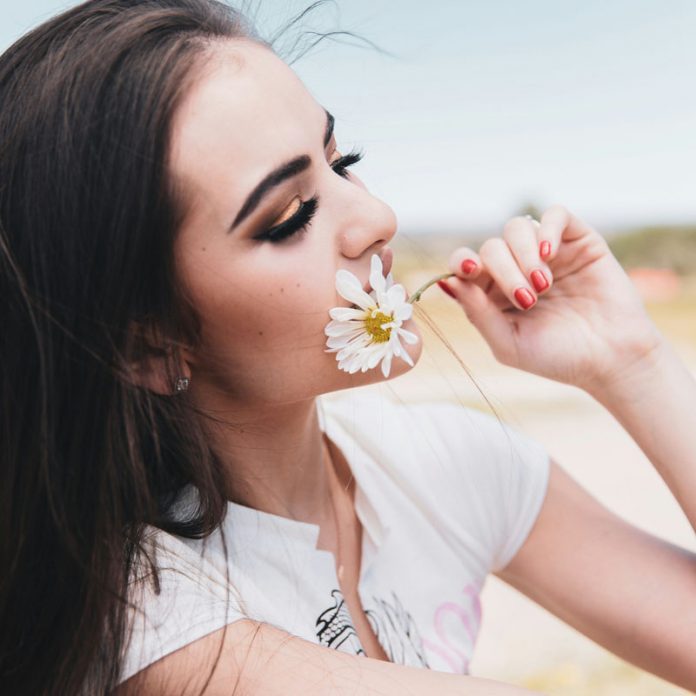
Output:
(334, 325), (423, 390)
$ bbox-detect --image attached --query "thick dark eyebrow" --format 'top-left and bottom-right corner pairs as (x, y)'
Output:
(229, 109), (335, 232)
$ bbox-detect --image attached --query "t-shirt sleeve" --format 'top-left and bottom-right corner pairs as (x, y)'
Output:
(119, 527), (248, 686)
(410, 400), (551, 574)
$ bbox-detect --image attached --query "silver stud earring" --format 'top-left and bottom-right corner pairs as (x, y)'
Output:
(174, 377), (190, 393)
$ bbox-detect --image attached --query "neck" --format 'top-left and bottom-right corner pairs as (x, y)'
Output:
(195, 392), (336, 526)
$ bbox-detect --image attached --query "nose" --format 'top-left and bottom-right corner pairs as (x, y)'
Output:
(335, 177), (398, 260)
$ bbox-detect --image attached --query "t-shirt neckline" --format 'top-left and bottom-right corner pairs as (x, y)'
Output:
(220, 396), (390, 584)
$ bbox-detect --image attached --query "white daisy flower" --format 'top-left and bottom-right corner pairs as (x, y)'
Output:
(324, 253), (420, 378)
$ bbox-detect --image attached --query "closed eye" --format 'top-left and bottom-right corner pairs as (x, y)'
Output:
(253, 148), (365, 244)
(252, 195), (319, 244)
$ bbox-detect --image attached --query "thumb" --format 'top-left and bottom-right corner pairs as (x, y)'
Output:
(438, 277), (514, 359)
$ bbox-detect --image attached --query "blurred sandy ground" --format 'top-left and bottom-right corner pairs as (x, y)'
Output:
(349, 243), (696, 695)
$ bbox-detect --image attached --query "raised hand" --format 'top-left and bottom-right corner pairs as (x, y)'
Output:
(438, 205), (663, 392)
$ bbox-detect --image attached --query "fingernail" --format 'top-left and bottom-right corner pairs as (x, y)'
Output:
(530, 269), (549, 292)
(540, 241), (551, 260)
(514, 287), (536, 309)
(437, 280), (457, 299)
(460, 259), (477, 275)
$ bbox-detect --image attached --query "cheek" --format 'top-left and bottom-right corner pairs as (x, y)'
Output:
(181, 249), (335, 356)
(243, 247), (338, 332)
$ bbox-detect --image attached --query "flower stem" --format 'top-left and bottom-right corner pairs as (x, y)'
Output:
(407, 272), (456, 304)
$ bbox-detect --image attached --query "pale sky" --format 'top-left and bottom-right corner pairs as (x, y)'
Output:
(3, 0), (696, 234)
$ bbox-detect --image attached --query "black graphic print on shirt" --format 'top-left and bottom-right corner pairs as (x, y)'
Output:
(315, 588), (430, 668)
(315, 589), (364, 655)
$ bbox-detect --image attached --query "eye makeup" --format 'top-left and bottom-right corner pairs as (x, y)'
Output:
(253, 196), (319, 244)
(252, 149), (364, 244)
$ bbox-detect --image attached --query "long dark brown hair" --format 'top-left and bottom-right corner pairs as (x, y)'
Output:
(0, 1), (262, 693)
(0, 0), (413, 692)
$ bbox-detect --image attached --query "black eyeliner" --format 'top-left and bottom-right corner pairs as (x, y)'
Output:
(254, 196), (319, 243)
(254, 148), (364, 244)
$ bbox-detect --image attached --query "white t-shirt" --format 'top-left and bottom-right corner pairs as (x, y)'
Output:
(119, 390), (550, 684)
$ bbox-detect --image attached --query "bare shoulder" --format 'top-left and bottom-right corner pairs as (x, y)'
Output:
(114, 619), (540, 696)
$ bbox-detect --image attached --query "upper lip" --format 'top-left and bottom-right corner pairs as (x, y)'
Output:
(361, 246), (393, 294)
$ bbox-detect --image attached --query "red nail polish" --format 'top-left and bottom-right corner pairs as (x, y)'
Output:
(437, 280), (456, 299)
(540, 241), (551, 260)
(514, 287), (536, 309)
(460, 259), (477, 275)
(530, 269), (549, 292)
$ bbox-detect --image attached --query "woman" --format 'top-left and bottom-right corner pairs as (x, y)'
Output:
(0, 1), (694, 694)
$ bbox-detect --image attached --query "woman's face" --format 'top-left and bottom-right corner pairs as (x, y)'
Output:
(170, 40), (422, 406)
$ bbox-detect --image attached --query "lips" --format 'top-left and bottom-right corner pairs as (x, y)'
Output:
(362, 246), (393, 294)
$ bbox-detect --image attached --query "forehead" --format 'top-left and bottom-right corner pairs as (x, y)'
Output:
(169, 40), (323, 208)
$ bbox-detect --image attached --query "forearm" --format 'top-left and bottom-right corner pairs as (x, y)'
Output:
(126, 619), (543, 696)
(588, 337), (696, 531)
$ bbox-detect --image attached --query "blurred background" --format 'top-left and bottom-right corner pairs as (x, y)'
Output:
(3, 1), (696, 693)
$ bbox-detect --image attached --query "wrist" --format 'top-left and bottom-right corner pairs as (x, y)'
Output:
(583, 329), (671, 407)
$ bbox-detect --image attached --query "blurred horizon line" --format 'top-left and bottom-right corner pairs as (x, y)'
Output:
(396, 216), (696, 240)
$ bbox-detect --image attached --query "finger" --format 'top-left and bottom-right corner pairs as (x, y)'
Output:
(436, 276), (513, 354)
(537, 204), (598, 261)
(447, 246), (482, 280)
(537, 205), (567, 260)
(502, 216), (553, 295)
(478, 237), (538, 311)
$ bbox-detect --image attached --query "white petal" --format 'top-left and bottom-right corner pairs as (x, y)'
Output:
(324, 320), (364, 337)
(389, 331), (402, 357)
(392, 333), (414, 365)
(336, 270), (376, 310)
(347, 352), (367, 373)
(336, 345), (359, 362)
(337, 353), (355, 370)
(337, 359), (352, 373)
(335, 268), (362, 291)
(325, 333), (354, 348)
(397, 328), (419, 345)
(326, 333), (363, 349)
(381, 352), (393, 378)
(367, 344), (389, 369)
(337, 337), (369, 361)
(329, 306), (367, 321)
(386, 284), (407, 307)
(394, 303), (413, 322)
(399, 344), (415, 367)
(369, 254), (386, 295)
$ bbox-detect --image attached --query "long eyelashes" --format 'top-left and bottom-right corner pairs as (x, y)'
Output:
(330, 149), (363, 178)
(255, 149), (364, 244)
(256, 196), (319, 244)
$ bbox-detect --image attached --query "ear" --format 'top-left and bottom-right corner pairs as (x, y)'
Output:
(124, 321), (193, 396)
(127, 351), (190, 396)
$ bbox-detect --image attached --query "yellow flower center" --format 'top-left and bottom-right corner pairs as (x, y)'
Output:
(364, 310), (393, 343)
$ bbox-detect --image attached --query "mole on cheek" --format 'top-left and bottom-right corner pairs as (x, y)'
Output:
(280, 287), (284, 293)
(258, 330), (264, 336)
